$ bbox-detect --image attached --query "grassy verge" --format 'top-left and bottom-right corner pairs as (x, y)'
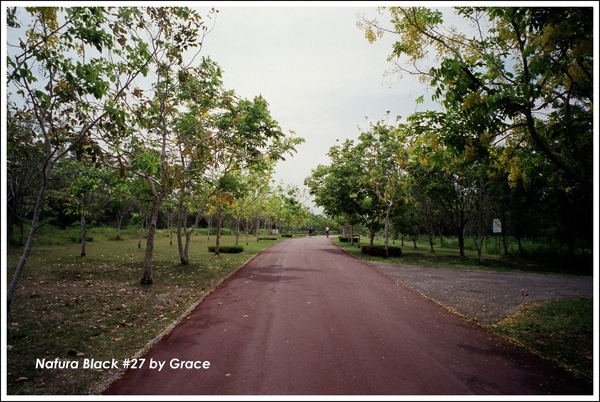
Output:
(492, 298), (594, 381)
(335, 236), (592, 274)
(336, 237), (594, 382)
(5, 228), (285, 395)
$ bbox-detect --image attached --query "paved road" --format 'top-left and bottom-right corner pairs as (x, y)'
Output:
(103, 236), (592, 396)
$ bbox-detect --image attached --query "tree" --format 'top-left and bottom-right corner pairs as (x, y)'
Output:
(105, 171), (135, 240)
(207, 172), (243, 255)
(359, 6), (593, 245)
(305, 138), (369, 244)
(355, 119), (409, 257)
(175, 179), (213, 264)
(101, 7), (213, 285)
(58, 159), (113, 256)
(207, 94), (304, 248)
(405, 110), (481, 258)
(165, 56), (304, 264)
(161, 194), (178, 246)
(467, 176), (494, 264)
(6, 6), (154, 314)
(172, 56), (229, 265)
(229, 168), (274, 245)
(128, 176), (154, 250)
(6, 103), (44, 248)
(279, 184), (309, 236)
(243, 180), (275, 243)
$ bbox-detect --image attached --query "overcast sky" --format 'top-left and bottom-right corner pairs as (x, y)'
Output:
(4, 1), (596, 216)
(194, 2), (443, 214)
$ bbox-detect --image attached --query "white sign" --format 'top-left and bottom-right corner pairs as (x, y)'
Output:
(492, 219), (502, 233)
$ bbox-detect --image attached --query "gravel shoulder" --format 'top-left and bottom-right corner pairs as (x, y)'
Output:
(367, 262), (594, 325)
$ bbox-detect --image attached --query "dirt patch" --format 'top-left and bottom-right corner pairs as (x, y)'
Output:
(368, 262), (594, 325)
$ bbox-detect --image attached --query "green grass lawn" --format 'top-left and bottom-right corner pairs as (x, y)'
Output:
(336, 234), (592, 275)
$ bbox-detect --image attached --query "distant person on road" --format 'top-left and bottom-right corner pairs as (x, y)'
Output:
(308, 226), (314, 237)
(325, 227), (330, 238)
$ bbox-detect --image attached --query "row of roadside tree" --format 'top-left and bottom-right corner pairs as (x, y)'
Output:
(5, 6), (305, 315)
(305, 7), (594, 264)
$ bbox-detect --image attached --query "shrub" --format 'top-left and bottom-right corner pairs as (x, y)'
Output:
(207, 245), (244, 253)
(338, 237), (359, 243)
(360, 245), (402, 258)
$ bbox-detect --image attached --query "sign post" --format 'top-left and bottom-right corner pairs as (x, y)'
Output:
(492, 219), (501, 255)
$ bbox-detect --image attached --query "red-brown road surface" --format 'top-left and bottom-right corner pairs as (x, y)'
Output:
(103, 236), (592, 396)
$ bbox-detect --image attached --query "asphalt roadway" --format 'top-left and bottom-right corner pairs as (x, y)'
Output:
(103, 235), (593, 396)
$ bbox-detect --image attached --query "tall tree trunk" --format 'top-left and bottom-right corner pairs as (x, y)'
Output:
(263, 219), (268, 238)
(141, 194), (164, 285)
(254, 216), (260, 240)
(215, 210), (223, 256)
(411, 224), (419, 249)
(19, 217), (26, 247)
(7, 171), (49, 317)
(458, 225), (466, 258)
(182, 209), (205, 265)
(183, 231), (192, 261)
(80, 212), (87, 257)
(177, 209), (188, 265)
(428, 229), (435, 253)
(383, 203), (392, 258)
(138, 219), (145, 249)
(474, 237), (484, 263)
(500, 216), (509, 256)
(177, 183), (188, 264)
(207, 216), (212, 239)
(7, 214), (14, 249)
(116, 212), (123, 240)
(167, 216), (172, 246)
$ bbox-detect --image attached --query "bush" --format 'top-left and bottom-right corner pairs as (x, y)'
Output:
(361, 245), (402, 258)
(207, 245), (244, 254)
(338, 237), (359, 243)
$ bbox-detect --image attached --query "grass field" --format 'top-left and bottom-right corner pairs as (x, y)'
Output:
(4, 227), (594, 394)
